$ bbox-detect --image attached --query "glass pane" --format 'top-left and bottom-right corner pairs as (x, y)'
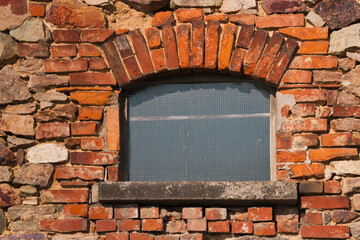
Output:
(128, 77), (272, 181)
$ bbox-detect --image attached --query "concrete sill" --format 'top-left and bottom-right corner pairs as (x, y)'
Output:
(98, 181), (298, 206)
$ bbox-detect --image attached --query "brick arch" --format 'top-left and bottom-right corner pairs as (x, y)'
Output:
(102, 20), (298, 88)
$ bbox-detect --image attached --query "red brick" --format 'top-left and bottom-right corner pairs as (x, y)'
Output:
(182, 207), (202, 219)
(298, 41), (329, 55)
(301, 212), (322, 225)
(40, 219), (88, 232)
(116, 29), (130, 35)
(256, 14), (304, 28)
(254, 32), (284, 79)
(55, 165), (104, 181)
(187, 219), (206, 232)
(71, 122), (97, 136)
(36, 122), (70, 140)
(266, 38), (298, 85)
(53, 30), (81, 43)
(282, 70), (312, 84)
(277, 170), (287, 180)
(60, 180), (90, 188)
(141, 206), (159, 219)
(292, 103), (316, 117)
(301, 225), (349, 239)
(236, 25), (254, 49)
(18, 42), (49, 57)
(129, 29), (154, 75)
(70, 72), (116, 86)
(123, 56), (142, 80)
(320, 133), (355, 147)
(176, 24), (190, 70)
(254, 222), (275, 236)
(146, 27), (162, 49)
(205, 14), (228, 22)
(81, 137), (104, 150)
(118, 219), (141, 231)
(301, 196), (349, 209)
(277, 150), (306, 163)
(81, 29), (115, 43)
(106, 233), (129, 240)
(130, 233), (153, 240)
(79, 106), (103, 121)
(151, 48), (166, 72)
(279, 89), (326, 103)
(51, 45), (77, 58)
(96, 219), (117, 232)
(277, 220), (299, 234)
(45, 59), (87, 73)
(78, 43), (100, 57)
(324, 181), (341, 194)
(41, 189), (89, 203)
(89, 204), (113, 219)
(71, 152), (118, 165)
(292, 133), (319, 148)
(309, 148), (357, 162)
(243, 29), (268, 76)
(290, 164), (324, 178)
(191, 20), (205, 69)
(159, 24), (178, 72)
(166, 220), (186, 233)
(218, 23), (237, 71)
(282, 118), (327, 133)
(115, 205), (138, 219)
(279, 27), (328, 40)
(204, 21), (220, 70)
(89, 57), (108, 70)
(142, 219), (164, 232)
(228, 14), (255, 25)
(63, 204), (88, 217)
(114, 35), (133, 59)
(229, 47), (246, 75)
(231, 221), (253, 234)
(107, 107), (120, 151)
(152, 11), (175, 27)
(277, 132), (292, 149)
(206, 208), (227, 220)
(248, 207), (272, 222)
(29, 2), (45, 16)
(208, 221), (229, 233)
(175, 8), (203, 23)
(334, 106), (360, 117)
(290, 55), (337, 69)
(107, 166), (119, 181)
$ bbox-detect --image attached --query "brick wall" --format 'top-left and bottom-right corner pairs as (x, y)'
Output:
(1, 0), (360, 239)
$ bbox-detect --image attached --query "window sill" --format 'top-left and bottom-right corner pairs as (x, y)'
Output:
(98, 181), (297, 206)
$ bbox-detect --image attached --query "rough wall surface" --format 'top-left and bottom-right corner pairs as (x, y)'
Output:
(0, 0), (360, 239)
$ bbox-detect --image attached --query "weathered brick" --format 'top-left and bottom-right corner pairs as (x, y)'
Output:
(309, 148), (357, 162)
(301, 225), (349, 239)
(115, 205), (138, 219)
(332, 118), (360, 131)
(142, 219), (163, 232)
(162, 24), (179, 71)
(129, 29), (154, 75)
(182, 207), (202, 219)
(118, 219), (141, 231)
(333, 106), (360, 117)
(290, 55), (337, 69)
(292, 103), (316, 117)
(71, 152), (118, 165)
(123, 56), (142, 80)
(208, 221), (229, 233)
(176, 24), (191, 70)
(63, 204), (88, 217)
(236, 25), (254, 49)
(106, 232), (129, 240)
(146, 27), (162, 49)
(71, 122), (97, 136)
(29, 2), (46, 16)
(301, 212), (322, 225)
(282, 70), (312, 84)
(114, 35), (133, 59)
(107, 165), (119, 181)
(41, 189), (89, 203)
(51, 45), (77, 58)
(277, 132), (292, 149)
(228, 14), (255, 25)
(254, 222), (276, 236)
(290, 164), (324, 178)
(141, 206), (159, 219)
(18, 42), (49, 58)
(81, 137), (104, 150)
(248, 207), (272, 222)
(89, 57), (108, 70)
(353, 194), (360, 211)
(321, 132), (356, 147)
(36, 122), (70, 140)
(89, 204), (113, 219)
(279, 89), (326, 103)
(107, 107), (120, 151)
(78, 43), (100, 57)
(231, 221), (253, 234)
(204, 21), (220, 70)
(187, 219), (207, 232)
(299, 181), (323, 194)
(81, 29), (115, 43)
(79, 106), (103, 121)
(64, 137), (81, 149)
(279, 27), (328, 40)
(206, 208), (226, 220)
(55, 165), (104, 181)
(40, 219), (87, 232)
(45, 59), (87, 73)
(130, 232), (153, 240)
(301, 196), (349, 209)
(282, 118), (327, 133)
(70, 72), (116, 86)
(191, 20), (205, 69)
(256, 14), (304, 28)
(205, 14), (228, 22)
(96, 219), (117, 232)
(229, 47), (246, 75)
(53, 30), (80, 43)
(218, 23), (237, 72)
(166, 220), (186, 233)
(152, 11), (175, 27)
(298, 41), (329, 55)
(243, 29), (268, 76)
(313, 70), (342, 84)
(151, 48), (166, 72)
(324, 181), (341, 194)
(277, 150), (306, 163)
(277, 220), (299, 233)
(175, 8), (203, 23)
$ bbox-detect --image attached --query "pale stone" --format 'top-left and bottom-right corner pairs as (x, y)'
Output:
(343, 178), (360, 194)
(220, 0), (256, 13)
(306, 11), (324, 27)
(170, 0), (222, 8)
(22, 197), (38, 205)
(346, 52), (360, 62)
(0, 114), (35, 136)
(19, 185), (38, 197)
(0, 166), (12, 183)
(354, 194), (360, 211)
(84, 0), (110, 5)
(27, 143), (68, 163)
(28, 74), (68, 91)
(34, 91), (68, 102)
(0, 67), (31, 105)
(0, 0), (30, 31)
(52, 235), (98, 240)
(350, 221), (360, 239)
(341, 66), (360, 98)
(339, 58), (356, 71)
(7, 136), (35, 149)
(13, 164), (54, 187)
(91, 183), (99, 203)
(40, 102), (54, 110)
(337, 91), (360, 105)
(329, 23), (360, 54)
(4, 103), (37, 115)
(10, 19), (45, 42)
(16, 58), (45, 76)
(330, 161), (360, 176)
(0, 33), (19, 63)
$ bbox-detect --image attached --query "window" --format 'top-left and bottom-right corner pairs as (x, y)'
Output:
(121, 74), (276, 182)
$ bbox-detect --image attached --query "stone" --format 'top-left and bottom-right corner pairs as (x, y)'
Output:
(0, 33), (19, 64)
(84, 0), (110, 6)
(7, 136), (35, 149)
(0, 142), (16, 164)
(315, 0), (360, 30)
(351, 221), (360, 239)
(261, 0), (307, 14)
(220, 0), (256, 13)
(170, 0), (222, 8)
(34, 91), (68, 102)
(307, 11), (325, 27)
(339, 58), (356, 71)
(331, 211), (358, 223)
(46, 0), (106, 28)
(0, 183), (17, 207)
(347, 52), (360, 62)
(12, 220), (39, 232)
(22, 196), (38, 205)
(16, 58), (45, 75)
(28, 74), (68, 91)
(343, 178), (360, 194)
(52, 235), (98, 240)
(0, 0), (30, 31)
(329, 24), (360, 54)
(120, 0), (169, 12)
(17, 149), (24, 167)
(27, 143), (68, 164)
(9, 19), (45, 42)
(19, 185), (38, 197)
(0, 209), (5, 234)
(13, 164), (54, 187)
(0, 167), (12, 182)
(0, 67), (31, 105)
(4, 103), (37, 115)
(35, 104), (77, 122)
(0, 233), (47, 240)
(341, 66), (360, 98)
(329, 161), (360, 176)
(0, 114), (35, 136)
(337, 91), (360, 105)
(40, 102), (54, 110)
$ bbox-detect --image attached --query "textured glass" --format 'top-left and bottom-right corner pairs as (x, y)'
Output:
(128, 77), (271, 181)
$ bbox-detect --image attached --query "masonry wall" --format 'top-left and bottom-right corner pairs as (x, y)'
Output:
(1, 0), (360, 239)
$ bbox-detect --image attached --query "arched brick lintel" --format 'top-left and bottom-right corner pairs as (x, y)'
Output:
(102, 22), (298, 89)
